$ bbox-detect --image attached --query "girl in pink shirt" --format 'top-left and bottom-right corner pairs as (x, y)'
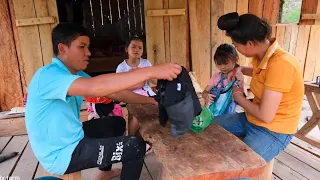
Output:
(202, 44), (247, 112)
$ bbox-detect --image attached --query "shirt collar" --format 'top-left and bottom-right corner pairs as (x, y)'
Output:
(52, 57), (76, 74)
(258, 38), (278, 70)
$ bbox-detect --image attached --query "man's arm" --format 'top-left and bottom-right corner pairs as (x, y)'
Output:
(68, 63), (181, 97)
(107, 90), (157, 104)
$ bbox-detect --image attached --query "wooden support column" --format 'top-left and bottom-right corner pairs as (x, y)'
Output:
(0, 0), (23, 111)
(300, 0), (319, 25)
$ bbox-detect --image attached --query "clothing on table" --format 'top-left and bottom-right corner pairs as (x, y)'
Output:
(116, 58), (155, 96)
(154, 66), (202, 137)
(247, 38), (304, 134)
(65, 116), (145, 180)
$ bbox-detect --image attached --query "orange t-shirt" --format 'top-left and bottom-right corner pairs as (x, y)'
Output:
(246, 39), (304, 134)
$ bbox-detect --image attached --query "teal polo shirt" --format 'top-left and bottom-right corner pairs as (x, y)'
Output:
(25, 57), (90, 175)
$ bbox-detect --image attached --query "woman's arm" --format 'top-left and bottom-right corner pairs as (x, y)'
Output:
(233, 87), (282, 123)
(241, 66), (253, 77)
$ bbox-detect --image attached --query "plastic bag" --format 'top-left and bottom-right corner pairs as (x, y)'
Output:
(209, 81), (237, 116)
(190, 106), (214, 134)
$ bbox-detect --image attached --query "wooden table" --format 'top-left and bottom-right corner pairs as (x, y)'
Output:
(127, 104), (268, 180)
(295, 82), (320, 148)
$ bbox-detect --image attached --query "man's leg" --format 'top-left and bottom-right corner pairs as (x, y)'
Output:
(81, 116), (126, 178)
(65, 136), (146, 180)
(128, 113), (140, 136)
(243, 122), (293, 163)
(213, 112), (247, 137)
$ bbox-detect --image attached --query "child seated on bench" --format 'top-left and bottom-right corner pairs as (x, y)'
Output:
(202, 44), (247, 116)
(116, 36), (156, 97)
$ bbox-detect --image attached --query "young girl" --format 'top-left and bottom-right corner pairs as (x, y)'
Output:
(116, 36), (156, 96)
(202, 44), (246, 115)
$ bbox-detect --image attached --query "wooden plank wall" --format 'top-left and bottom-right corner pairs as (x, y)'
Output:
(0, 0), (59, 111)
(273, 24), (320, 81)
(0, 0), (23, 111)
(144, 0), (189, 68)
(189, 0), (282, 89)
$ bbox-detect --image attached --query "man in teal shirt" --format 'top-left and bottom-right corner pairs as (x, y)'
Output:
(25, 23), (181, 180)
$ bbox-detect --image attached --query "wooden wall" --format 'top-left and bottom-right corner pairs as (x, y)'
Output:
(188, 0), (281, 89)
(0, 0), (23, 111)
(274, 24), (320, 81)
(0, 0), (58, 111)
(144, 0), (189, 69)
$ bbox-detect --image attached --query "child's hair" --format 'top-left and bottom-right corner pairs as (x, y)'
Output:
(214, 44), (239, 65)
(217, 12), (271, 45)
(125, 36), (144, 49)
(52, 23), (90, 56)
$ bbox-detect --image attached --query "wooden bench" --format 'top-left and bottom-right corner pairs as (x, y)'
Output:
(44, 170), (81, 180)
(128, 104), (270, 180)
(295, 82), (320, 148)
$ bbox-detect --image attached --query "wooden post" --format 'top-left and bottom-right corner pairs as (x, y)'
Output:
(299, 0), (319, 25)
(0, 0), (23, 111)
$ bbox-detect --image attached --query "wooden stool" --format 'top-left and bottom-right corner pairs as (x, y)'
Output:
(44, 170), (81, 180)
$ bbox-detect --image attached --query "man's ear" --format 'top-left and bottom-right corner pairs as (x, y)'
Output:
(58, 43), (68, 55)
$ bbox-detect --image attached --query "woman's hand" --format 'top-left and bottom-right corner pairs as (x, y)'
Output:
(205, 94), (215, 107)
(232, 76), (244, 102)
(235, 67), (245, 88)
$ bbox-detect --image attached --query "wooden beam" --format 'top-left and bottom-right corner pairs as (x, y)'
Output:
(163, 0), (170, 63)
(295, 133), (320, 149)
(304, 25), (320, 81)
(189, 0), (212, 89)
(301, 14), (320, 20)
(294, 25), (311, 72)
(169, 0), (188, 68)
(147, 9), (185, 16)
(262, 0), (280, 25)
(15, 16), (56, 27)
(0, 0), (23, 111)
(144, 0), (165, 65)
(248, 0), (264, 18)
(300, 0), (319, 25)
(10, 0), (44, 90)
(34, 0), (55, 65)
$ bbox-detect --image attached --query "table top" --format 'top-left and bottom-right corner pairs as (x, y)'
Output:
(127, 104), (267, 179)
(305, 82), (320, 94)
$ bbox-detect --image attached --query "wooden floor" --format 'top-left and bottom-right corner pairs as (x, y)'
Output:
(0, 135), (319, 180)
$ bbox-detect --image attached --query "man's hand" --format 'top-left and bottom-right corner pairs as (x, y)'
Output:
(148, 63), (182, 81)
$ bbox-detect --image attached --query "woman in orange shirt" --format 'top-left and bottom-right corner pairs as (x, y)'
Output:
(214, 12), (304, 163)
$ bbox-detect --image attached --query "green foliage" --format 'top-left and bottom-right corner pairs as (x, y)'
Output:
(280, 0), (302, 24)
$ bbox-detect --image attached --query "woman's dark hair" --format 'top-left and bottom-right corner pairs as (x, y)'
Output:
(125, 36), (144, 48)
(214, 44), (239, 65)
(52, 23), (90, 56)
(217, 12), (271, 44)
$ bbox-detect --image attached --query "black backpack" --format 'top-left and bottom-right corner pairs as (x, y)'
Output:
(154, 67), (202, 137)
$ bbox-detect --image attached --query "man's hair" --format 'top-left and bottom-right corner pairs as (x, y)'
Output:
(52, 23), (90, 56)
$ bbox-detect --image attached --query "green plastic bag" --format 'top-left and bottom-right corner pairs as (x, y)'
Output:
(190, 106), (214, 134)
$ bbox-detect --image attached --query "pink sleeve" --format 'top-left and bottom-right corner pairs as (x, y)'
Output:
(208, 73), (220, 86)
